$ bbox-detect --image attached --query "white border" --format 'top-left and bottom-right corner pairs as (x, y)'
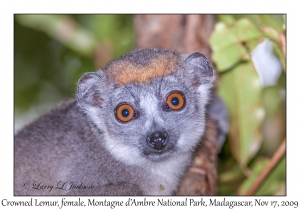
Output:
(1, 1), (299, 209)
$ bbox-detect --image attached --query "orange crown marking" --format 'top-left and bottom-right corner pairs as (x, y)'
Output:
(108, 54), (179, 85)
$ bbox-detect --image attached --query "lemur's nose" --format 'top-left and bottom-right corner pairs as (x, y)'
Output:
(147, 131), (169, 150)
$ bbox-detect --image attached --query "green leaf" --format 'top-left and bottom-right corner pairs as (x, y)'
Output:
(217, 15), (235, 26)
(271, 39), (286, 72)
(231, 19), (263, 41)
(261, 26), (280, 42)
(218, 62), (264, 168)
(210, 19), (263, 72)
(211, 44), (249, 71)
(231, 15), (263, 27)
(263, 85), (283, 116)
(258, 15), (285, 32)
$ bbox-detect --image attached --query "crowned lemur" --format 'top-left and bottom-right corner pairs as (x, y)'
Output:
(15, 48), (228, 195)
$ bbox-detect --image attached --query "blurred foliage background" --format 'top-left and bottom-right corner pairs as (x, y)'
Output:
(14, 14), (286, 195)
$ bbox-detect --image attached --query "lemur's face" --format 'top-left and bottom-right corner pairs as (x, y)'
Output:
(77, 48), (214, 165)
(103, 76), (205, 163)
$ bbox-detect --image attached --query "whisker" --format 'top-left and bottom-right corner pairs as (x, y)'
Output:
(124, 84), (136, 100)
(109, 141), (122, 153)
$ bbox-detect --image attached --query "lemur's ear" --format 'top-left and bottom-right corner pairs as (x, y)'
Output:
(77, 72), (104, 109)
(184, 52), (215, 87)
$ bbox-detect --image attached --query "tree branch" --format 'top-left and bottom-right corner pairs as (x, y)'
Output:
(245, 138), (286, 195)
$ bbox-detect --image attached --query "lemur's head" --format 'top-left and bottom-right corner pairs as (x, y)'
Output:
(77, 48), (214, 165)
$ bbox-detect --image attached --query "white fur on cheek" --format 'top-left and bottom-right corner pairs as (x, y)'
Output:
(84, 106), (143, 166)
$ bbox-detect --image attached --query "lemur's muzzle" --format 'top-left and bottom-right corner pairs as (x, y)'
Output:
(147, 131), (169, 150)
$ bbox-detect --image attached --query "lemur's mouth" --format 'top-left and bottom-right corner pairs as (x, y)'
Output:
(142, 139), (176, 162)
(143, 149), (173, 162)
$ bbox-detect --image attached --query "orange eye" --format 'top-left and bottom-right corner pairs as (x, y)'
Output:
(166, 92), (185, 111)
(115, 104), (135, 122)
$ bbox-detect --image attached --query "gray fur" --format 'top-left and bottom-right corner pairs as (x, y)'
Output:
(15, 48), (228, 195)
(207, 93), (229, 147)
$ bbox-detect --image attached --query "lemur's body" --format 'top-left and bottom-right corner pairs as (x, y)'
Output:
(15, 48), (228, 195)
